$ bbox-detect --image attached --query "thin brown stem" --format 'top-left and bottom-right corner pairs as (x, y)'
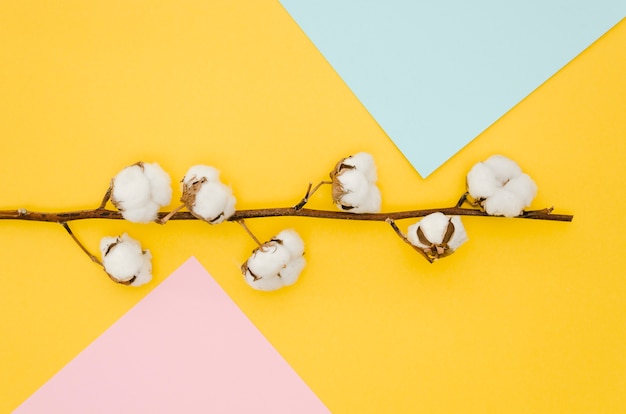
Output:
(455, 192), (468, 208)
(0, 204), (574, 223)
(60, 222), (103, 266)
(237, 219), (263, 247)
(156, 203), (185, 225)
(386, 218), (433, 263)
(98, 182), (113, 209)
(294, 180), (332, 210)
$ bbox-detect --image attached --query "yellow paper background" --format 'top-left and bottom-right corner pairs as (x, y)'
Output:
(1, 2), (625, 413)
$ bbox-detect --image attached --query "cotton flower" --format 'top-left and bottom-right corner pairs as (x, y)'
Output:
(406, 212), (468, 260)
(241, 229), (306, 291)
(181, 165), (236, 224)
(330, 152), (381, 213)
(466, 155), (537, 217)
(99, 233), (152, 286)
(111, 162), (172, 223)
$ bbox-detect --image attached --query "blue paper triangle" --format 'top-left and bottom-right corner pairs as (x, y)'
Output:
(279, 1), (624, 177)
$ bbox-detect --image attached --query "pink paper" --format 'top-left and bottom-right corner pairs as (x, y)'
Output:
(14, 257), (329, 413)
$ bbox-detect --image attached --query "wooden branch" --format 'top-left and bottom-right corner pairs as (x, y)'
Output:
(0, 206), (574, 223)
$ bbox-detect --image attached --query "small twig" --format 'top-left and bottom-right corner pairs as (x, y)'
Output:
(455, 192), (468, 208)
(60, 222), (103, 265)
(237, 219), (263, 247)
(156, 203), (185, 225)
(98, 182), (113, 210)
(385, 218), (433, 263)
(294, 181), (332, 210)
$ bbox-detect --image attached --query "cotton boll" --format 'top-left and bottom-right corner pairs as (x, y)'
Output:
(407, 212), (450, 247)
(406, 213), (468, 259)
(336, 169), (370, 205)
(341, 152), (377, 183)
(112, 165), (152, 211)
(244, 272), (283, 292)
(246, 242), (291, 279)
(130, 250), (153, 287)
(447, 216), (468, 251)
(183, 165), (220, 185)
(100, 233), (145, 283)
(273, 229), (305, 258)
(467, 155), (538, 217)
(182, 165), (237, 224)
(483, 188), (526, 217)
(241, 229), (307, 291)
(350, 185), (381, 214)
(142, 162), (172, 206)
(279, 257), (306, 286)
(111, 162), (173, 223)
(330, 152), (382, 213)
(483, 154), (522, 184)
(119, 201), (160, 223)
(504, 173), (537, 207)
(191, 182), (236, 223)
(467, 162), (499, 199)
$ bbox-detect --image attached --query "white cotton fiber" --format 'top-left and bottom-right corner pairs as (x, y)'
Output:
(406, 212), (468, 255)
(279, 257), (306, 286)
(142, 162), (172, 206)
(244, 272), (283, 292)
(274, 229), (305, 258)
(182, 164), (236, 224)
(100, 233), (152, 285)
(111, 162), (173, 223)
(483, 188), (526, 217)
(130, 249), (153, 287)
(504, 173), (537, 207)
(242, 229), (307, 291)
(331, 152), (382, 213)
(447, 216), (469, 250)
(100, 234), (143, 281)
(483, 154), (522, 184)
(342, 152), (378, 183)
(183, 165), (220, 185)
(466, 155), (537, 217)
(337, 170), (370, 206)
(246, 242), (291, 279)
(466, 162), (499, 199)
(118, 201), (160, 223)
(112, 165), (152, 210)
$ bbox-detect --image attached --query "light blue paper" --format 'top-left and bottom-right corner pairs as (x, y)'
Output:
(279, 1), (624, 177)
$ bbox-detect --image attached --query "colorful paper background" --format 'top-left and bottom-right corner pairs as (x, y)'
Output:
(278, 0), (625, 176)
(1, 2), (625, 413)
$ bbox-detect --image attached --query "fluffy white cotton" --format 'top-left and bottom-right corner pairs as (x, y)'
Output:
(482, 155), (522, 183)
(504, 173), (537, 207)
(466, 162), (499, 199)
(100, 233), (152, 286)
(242, 229), (306, 291)
(111, 162), (172, 223)
(331, 152), (382, 213)
(182, 165), (236, 224)
(466, 155), (537, 217)
(407, 212), (468, 257)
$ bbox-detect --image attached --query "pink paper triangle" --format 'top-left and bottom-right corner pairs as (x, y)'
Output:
(14, 257), (329, 413)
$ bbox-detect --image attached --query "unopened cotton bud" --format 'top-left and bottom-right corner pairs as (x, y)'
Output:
(407, 212), (468, 259)
(466, 155), (537, 217)
(100, 233), (153, 286)
(181, 165), (236, 224)
(111, 162), (172, 223)
(330, 152), (382, 213)
(241, 229), (306, 291)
